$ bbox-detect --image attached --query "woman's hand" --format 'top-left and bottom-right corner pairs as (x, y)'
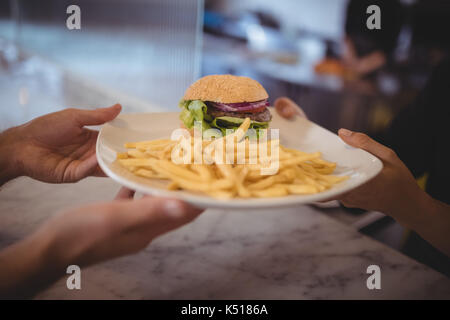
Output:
(0, 188), (203, 298)
(336, 129), (450, 256)
(336, 129), (426, 223)
(274, 96), (450, 255)
(274, 96), (424, 219)
(0, 104), (121, 185)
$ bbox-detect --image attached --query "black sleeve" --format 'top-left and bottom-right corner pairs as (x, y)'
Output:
(382, 58), (450, 178)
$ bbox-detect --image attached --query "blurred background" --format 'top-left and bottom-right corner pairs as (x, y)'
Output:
(201, 0), (449, 135)
(1, 0), (449, 132)
(0, 0), (449, 274)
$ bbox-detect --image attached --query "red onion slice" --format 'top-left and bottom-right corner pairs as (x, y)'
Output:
(209, 100), (269, 112)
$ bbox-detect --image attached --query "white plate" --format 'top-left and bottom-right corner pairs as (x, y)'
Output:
(96, 111), (382, 209)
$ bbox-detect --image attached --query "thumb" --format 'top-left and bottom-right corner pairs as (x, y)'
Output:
(338, 128), (394, 161)
(274, 97), (307, 119)
(74, 104), (122, 127)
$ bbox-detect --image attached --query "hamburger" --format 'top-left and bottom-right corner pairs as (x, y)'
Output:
(179, 74), (272, 136)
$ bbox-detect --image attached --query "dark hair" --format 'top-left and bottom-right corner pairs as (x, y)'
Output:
(345, 0), (404, 57)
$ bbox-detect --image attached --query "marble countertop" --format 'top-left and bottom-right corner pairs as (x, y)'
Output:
(1, 177), (449, 299)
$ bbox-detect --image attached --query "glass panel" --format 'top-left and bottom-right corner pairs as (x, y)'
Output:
(0, 0), (202, 117)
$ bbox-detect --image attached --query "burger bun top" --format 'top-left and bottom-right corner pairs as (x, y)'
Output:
(183, 74), (268, 103)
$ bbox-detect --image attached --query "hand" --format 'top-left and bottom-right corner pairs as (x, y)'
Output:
(40, 188), (203, 267)
(342, 37), (385, 76)
(274, 98), (425, 220)
(0, 104), (121, 185)
(336, 129), (450, 256)
(274, 97), (307, 119)
(336, 129), (429, 226)
(0, 188), (203, 298)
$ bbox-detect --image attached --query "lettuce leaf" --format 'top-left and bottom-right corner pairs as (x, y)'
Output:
(179, 100), (211, 131)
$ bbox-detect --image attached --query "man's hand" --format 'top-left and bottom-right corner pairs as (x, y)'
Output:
(0, 104), (121, 185)
(0, 188), (203, 298)
(274, 97), (307, 120)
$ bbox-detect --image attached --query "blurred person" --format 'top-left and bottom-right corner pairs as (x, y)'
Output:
(0, 105), (202, 298)
(274, 58), (450, 264)
(315, 0), (404, 80)
(342, 0), (404, 77)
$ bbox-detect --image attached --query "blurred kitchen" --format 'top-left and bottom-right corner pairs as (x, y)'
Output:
(0, 0), (449, 279)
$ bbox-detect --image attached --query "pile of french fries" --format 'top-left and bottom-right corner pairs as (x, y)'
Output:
(116, 118), (347, 199)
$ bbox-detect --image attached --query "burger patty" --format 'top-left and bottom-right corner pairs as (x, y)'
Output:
(207, 107), (272, 123)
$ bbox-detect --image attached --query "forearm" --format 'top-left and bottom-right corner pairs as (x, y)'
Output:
(0, 232), (64, 299)
(396, 192), (450, 257)
(414, 196), (450, 256)
(0, 127), (22, 186)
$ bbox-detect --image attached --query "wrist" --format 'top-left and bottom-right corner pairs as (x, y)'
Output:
(394, 187), (433, 231)
(34, 215), (91, 270)
(396, 190), (450, 256)
(0, 126), (24, 185)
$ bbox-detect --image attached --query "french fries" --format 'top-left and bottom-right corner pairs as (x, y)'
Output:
(116, 118), (347, 199)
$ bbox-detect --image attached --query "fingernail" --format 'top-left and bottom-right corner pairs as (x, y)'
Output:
(163, 200), (186, 219)
(339, 128), (353, 137)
